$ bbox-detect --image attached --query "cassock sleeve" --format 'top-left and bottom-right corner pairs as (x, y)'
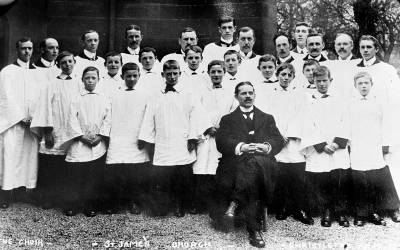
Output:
(138, 100), (156, 144)
(59, 99), (84, 150)
(99, 98), (112, 137)
(189, 93), (212, 140)
(30, 83), (54, 137)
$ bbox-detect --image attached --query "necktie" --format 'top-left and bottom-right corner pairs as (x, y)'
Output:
(220, 40), (231, 47)
(242, 111), (253, 120)
(263, 80), (274, 83)
(125, 88), (134, 91)
(321, 94), (329, 98)
(307, 84), (316, 89)
(66, 75), (72, 80)
(300, 50), (304, 54)
(230, 77), (236, 80)
(242, 111), (254, 131)
(191, 72), (197, 75)
(165, 85), (176, 93)
(213, 84), (222, 89)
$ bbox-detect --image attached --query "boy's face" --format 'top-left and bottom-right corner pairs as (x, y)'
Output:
(294, 25), (309, 47)
(277, 68), (294, 89)
(224, 54), (239, 74)
(17, 41), (33, 63)
(59, 55), (75, 75)
(106, 55), (122, 76)
(208, 65), (224, 85)
(140, 52), (156, 71)
(314, 74), (331, 94)
(185, 50), (202, 71)
(219, 21), (236, 40)
(82, 70), (99, 92)
(258, 61), (276, 79)
(303, 64), (317, 83)
(83, 32), (99, 53)
(162, 68), (181, 86)
(355, 76), (372, 97)
(126, 29), (142, 49)
(122, 69), (140, 89)
(360, 40), (377, 61)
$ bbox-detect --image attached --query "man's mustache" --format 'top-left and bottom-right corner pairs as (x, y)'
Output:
(338, 48), (347, 53)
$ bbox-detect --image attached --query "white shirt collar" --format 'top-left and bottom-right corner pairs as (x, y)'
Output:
(127, 46), (140, 55)
(81, 87), (101, 96)
(83, 49), (97, 60)
(58, 73), (73, 80)
(239, 51), (253, 60)
(309, 54), (322, 61)
(363, 56), (377, 67)
(239, 105), (254, 113)
(226, 72), (237, 80)
(41, 57), (55, 67)
(297, 46), (308, 54)
(313, 91), (330, 99)
(17, 58), (30, 69)
(221, 37), (233, 44)
(338, 54), (353, 61)
(262, 75), (278, 83)
(279, 54), (292, 62)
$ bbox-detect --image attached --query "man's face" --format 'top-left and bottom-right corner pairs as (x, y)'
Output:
(303, 64), (317, 83)
(82, 70), (99, 92)
(140, 51), (156, 71)
(224, 54), (240, 74)
(42, 38), (59, 62)
(294, 25), (309, 47)
(17, 41), (33, 63)
(105, 55), (122, 76)
(238, 30), (255, 54)
(162, 68), (181, 86)
(185, 50), (202, 71)
(306, 36), (324, 58)
(258, 61), (276, 79)
(359, 40), (377, 61)
(219, 21), (236, 40)
(277, 68), (294, 89)
(275, 36), (291, 58)
(335, 35), (353, 59)
(83, 32), (99, 53)
(314, 74), (331, 94)
(59, 55), (75, 75)
(122, 69), (140, 89)
(126, 29), (142, 49)
(208, 65), (224, 85)
(355, 76), (372, 97)
(235, 84), (255, 108)
(179, 31), (197, 51)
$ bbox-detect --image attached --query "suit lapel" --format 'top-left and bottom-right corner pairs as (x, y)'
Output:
(253, 107), (264, 132)
(232, 107), (249, 134)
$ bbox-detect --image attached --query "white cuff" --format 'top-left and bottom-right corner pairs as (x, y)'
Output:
(235, 142), (245, 155)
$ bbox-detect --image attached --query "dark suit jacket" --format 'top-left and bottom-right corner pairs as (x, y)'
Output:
(216, 106), (284, 166)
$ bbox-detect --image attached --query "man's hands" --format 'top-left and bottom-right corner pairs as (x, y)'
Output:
(80, 134), (103, 147)
(323, 142), (339, 155)
(44, 132), (55, 149)
(241, 143), (271, 155)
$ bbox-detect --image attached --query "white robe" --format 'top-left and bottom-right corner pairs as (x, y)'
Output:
(202, 42), (240, 67)
(106, 88), (150, 164)
(31, 77), (82, 155)
(73, 55), (106, 79)
(193, 81), (237, 174)
(0, 64), (43, 190)
(301, 93), (350, 172)
(98, 73), (124, 99)
(135, 70), (164, 95)
(138, 81), (211, 166)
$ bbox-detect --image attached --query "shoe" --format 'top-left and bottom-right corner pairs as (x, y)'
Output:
(174, 203), (185, 218)
(221, 201), (238, 232)
(0, 202), (9, 209)
(320, 209), (332, 227)
(129, 202), (141, 215)
(64, 209), (77, 216)
(338, 216), (350, 227)
(84, 210), (97, 217)
(248, 230), (265, 248)
(293, 210), (314, 225)
(354, 217), (365, 227)
(275, 208), (288, 220)
(370, 213), (386, 226)
(391, 209), (400, 223)
(224, 201), (238, 217)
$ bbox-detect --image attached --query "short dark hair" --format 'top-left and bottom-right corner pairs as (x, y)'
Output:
(295, 22), (310, 29)
(104, 51), (122, 66)
(223, 49), (241, 62)
(163, 60), (180, 71)
(275, 62), (295, 77)
(56, 51), (75, 66)
(218, 16), (235, 27)
(258, 54), (276, 66)
(81, 30), (98, 41)
(302, 59), (320, 71)
(184, 45), (203, 58)
(359, 35), (380, 49)
(125, 24), (141, 38)
(273, 33), (291, 46)
(82, 66), (99, 78)
(313, 65), (331, 79)
(238, 26), (255, 39)
(207, 60), (225, 73)
(180, 27), (197, 38)
(306, 32), (324, 44)
(139, 47), (157, 60)
(121, 62), (140, 76)
(16, 37), (32, 49)
(235, 81), (254, 95)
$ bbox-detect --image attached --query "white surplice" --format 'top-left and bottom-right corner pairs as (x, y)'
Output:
(0, 63), (43, 190)
(135, 69), (164, 95)
(98, 73), (124, 98)
(106, 87), (150, 164)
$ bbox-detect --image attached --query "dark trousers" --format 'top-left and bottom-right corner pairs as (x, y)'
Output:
(37, 153), (67, 206)
(193, 174), (216, 212)
(305, 168), (351, 216)
(149, 164), (194, 214)
(273, 162), (306, 214)
(104, 162), (150, 208)
(64, 155), (105, 210)
(352, 166), (400, 217)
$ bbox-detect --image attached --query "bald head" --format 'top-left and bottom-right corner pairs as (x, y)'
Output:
(40, 38), (59, 62)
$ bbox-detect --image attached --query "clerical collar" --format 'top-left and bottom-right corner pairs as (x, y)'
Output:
(17, 59), (30, 69)
(363, 56), (377, 67)
(338, 54), (353, 61)
(279, 54), (292, 63)
(221, 37), (233, 45)
(83, 49), (97, 60)
(162, 82), (182, 93)
(239, 51), (253, 60)
(58, 73), (72, 80)
(239, 106), (254, 113)
(296, 46), (308, 54)
(41, 57), (55, 67)
(127, 46), (140, 55)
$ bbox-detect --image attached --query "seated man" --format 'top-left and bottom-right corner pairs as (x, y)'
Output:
(212, 81), (284, 248)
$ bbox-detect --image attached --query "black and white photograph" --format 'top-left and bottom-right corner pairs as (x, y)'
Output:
(1, 0), (400, 249)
